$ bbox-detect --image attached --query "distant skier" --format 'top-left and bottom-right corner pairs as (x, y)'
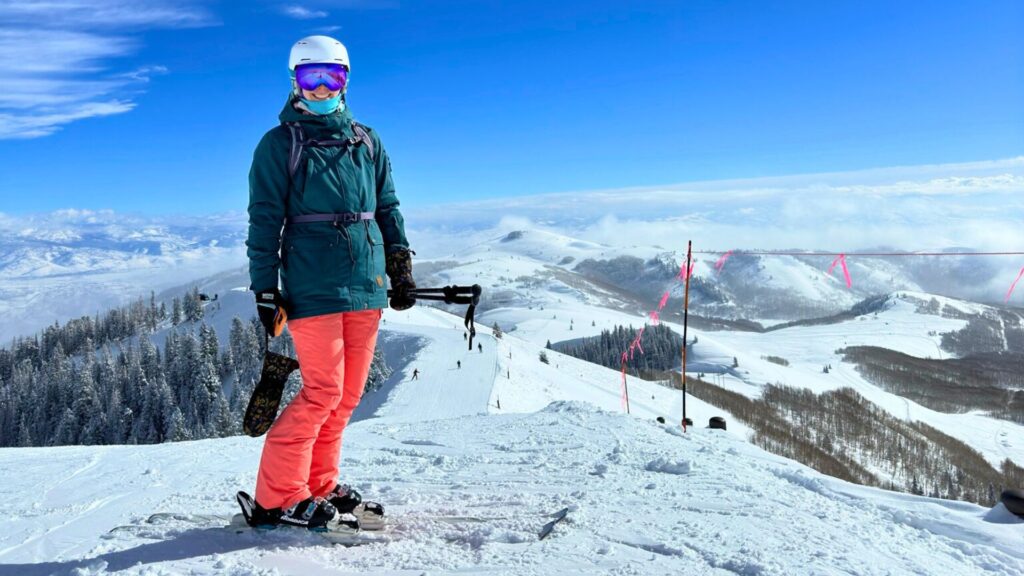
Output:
(412, 368), (419, 380)
(457, 360), (462, 369)
(464, 332), (468, 341)
(244, 35), (415, 531)
(478, 342), (483, 353)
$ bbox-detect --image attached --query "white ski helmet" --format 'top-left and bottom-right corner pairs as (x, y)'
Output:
(289, 35), (350, 72)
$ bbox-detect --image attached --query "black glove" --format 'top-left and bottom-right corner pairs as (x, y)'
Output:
(255, 288), (287, 337)
(386, 248), (416, 311)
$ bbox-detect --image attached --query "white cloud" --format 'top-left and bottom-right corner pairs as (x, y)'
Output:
(404, 157), (1024, 254)
(282, 5), (329, 19)
(0, 1), (214, 28)
(0, 1), (213, 139)
(115, 65), (170, 83)
(0, 101), (136, 138)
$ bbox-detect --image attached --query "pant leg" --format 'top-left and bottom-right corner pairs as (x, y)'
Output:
(309, 308), (381, 498)
(255, 311), (345, 510)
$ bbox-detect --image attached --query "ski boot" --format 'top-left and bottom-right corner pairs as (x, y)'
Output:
(237, 491), (339, 532)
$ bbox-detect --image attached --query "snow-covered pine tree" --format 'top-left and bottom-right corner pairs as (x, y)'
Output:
(171, 297), (182, 326)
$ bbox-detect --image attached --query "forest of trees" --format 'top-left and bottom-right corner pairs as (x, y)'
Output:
(840, 346), (1024, 424)
(0, 289), (390, 447)
(552, 323), (684, 379)
(683, 376), (1024, 507)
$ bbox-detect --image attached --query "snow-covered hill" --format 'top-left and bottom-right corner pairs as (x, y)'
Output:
(6, 206), (1023, 340)
(19, 219), (1021, 487)
(673, 292), (1024, 470)
(0, 210), (246, 339)
(0, 307), (1021, 574)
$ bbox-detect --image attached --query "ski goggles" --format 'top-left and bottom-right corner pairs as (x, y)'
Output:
(294, 63), (348, 92)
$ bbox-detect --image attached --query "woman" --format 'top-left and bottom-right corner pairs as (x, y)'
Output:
(244, 35), (416, 529)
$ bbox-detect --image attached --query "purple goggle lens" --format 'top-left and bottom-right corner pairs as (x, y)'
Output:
(295, 63), (348, 92)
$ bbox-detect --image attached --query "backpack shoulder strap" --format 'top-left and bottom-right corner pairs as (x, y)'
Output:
(351, 121), (375, 160)
(284, 121), (306, 179)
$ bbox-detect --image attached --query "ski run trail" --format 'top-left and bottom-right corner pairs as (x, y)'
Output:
(1, 306), (1022, 575)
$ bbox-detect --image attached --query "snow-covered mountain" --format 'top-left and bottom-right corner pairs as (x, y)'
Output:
(0, 210), (247, 339)
(1, 305), (1021, 575)
(11, 215), (1023, 466)
(6, 197), (1024, 340)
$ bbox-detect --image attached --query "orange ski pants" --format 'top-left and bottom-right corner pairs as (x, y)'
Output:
(255, 308), (381, 510)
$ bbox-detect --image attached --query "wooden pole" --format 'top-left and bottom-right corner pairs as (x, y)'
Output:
(682, 240), (692, 431)
(621, 360), (630, 414)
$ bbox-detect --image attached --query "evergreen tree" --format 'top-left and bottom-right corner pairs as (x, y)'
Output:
(199, 323), (219, 365)
(365, 346), (392, 394)
(149, 291), (159, 331)
(17, 413), (32, 447)
(184, 286), (204, 323)
(72, 341), (105, 445)
(211, 393), (235, 437)
(54, 407), (77, 445)
(105, 386), (128, 444)
(166, 406), (190, 442)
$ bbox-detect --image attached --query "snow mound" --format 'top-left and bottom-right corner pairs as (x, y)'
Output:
(644, 456), (693, 475)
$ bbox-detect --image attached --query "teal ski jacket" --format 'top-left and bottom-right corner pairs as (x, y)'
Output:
(246, 97), (411, 320)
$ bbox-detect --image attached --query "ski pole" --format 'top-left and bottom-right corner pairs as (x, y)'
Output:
(387, 284), (483, 350)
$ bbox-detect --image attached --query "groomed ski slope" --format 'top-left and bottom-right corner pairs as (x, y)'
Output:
(0, 307), (1021, 575)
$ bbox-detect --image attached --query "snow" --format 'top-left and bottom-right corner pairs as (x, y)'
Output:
(688, 294), (1024, 468)
(1, 307), (1022, 575)
(5, 216), (1024, 573)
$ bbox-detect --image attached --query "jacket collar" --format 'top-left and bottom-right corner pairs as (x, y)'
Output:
(278, 95), (354, 133)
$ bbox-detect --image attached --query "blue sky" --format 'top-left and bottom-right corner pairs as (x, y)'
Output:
(0, 0), (1021, 216)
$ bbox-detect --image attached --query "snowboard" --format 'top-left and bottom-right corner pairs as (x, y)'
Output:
(234, 491), (391, 545)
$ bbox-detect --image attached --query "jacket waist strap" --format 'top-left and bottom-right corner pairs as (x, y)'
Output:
(285, 212), (375, 226)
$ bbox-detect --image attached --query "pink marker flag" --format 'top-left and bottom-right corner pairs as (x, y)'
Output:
(714, 250), (734, 274)
(827, 253), (853, 289)
(658, 291), (670, 310)
(677, 261), (696, 280)
(1005, 266), (1024, 302)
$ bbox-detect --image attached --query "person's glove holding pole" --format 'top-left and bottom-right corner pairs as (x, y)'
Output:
(255, 288), (288, 337)
(386, 248), (416, 311)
